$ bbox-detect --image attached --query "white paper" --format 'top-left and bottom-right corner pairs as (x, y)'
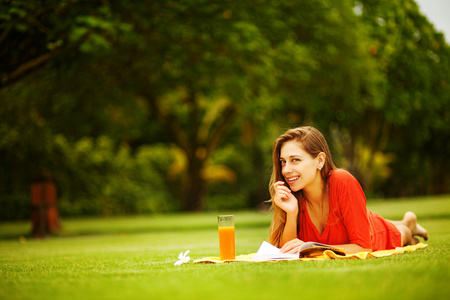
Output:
(251, 241), (299, 261)
(256, 241), (281, 255)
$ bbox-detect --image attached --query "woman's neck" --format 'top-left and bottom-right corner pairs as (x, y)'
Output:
(303, 176), (325, 205)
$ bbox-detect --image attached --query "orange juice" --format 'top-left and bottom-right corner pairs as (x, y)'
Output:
(218, 226), (235, 260)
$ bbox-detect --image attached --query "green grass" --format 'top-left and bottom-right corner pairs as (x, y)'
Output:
(1, 195), (449, 300)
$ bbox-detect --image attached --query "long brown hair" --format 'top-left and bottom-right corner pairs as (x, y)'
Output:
(268, 126), (336, 246)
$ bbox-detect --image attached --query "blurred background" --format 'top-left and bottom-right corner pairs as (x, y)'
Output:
(1, 0), (449, 224)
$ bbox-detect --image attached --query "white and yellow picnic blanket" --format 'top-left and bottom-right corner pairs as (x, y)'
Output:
(193, 243), (428, 264)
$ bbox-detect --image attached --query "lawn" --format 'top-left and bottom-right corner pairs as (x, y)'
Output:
(1, 195), (449, 300)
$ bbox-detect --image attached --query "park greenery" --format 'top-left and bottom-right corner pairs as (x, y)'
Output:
(1, 0), (449, 220)
(0, 196), (449, 299)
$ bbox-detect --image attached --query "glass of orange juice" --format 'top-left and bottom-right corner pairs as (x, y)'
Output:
(218, 215), (235, 260)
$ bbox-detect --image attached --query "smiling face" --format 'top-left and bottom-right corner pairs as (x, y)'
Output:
(279, 140), (323, 193)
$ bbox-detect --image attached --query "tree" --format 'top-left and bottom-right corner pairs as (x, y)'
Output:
(0, 0), (130, 89)
(102, 0), (323, 210)
(349, 0), (450, 195)
(2, 0), (449, 219)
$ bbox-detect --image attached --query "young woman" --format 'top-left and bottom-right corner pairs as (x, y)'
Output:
(268, 126), (429, 254)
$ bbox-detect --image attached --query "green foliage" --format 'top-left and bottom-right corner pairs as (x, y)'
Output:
(55, 136), (179, 217)
(0, 0), (449, 218)
(206, 145), (265, 211)
(356, 0), (450, 196)
(0, 133), (179, 220)
(0, 0), (120, 87)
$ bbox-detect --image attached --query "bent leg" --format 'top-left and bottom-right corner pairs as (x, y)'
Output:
(389, 212), (428, 246)
(395, 224), (419, 246)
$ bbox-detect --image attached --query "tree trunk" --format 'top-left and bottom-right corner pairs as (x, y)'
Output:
(182, 156), (206, 211)
(250, 142), (269, 208)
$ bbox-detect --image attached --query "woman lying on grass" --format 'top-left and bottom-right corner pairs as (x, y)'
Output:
(269, 126), (429, 254)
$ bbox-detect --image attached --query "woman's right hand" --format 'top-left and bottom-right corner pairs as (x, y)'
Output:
(273, 181), (298, 214)
(280, 238), (305, 253)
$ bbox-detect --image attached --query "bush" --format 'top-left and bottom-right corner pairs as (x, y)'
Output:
(54, 136), (179, 217)
(0, 135), (180, 219)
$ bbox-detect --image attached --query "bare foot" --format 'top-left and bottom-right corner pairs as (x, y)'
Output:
(403, 211), (429, 241)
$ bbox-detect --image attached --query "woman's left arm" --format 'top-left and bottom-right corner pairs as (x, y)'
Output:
(335, 243), (371, 254)
(280, 239), (371, 254)
(335, 171), (373, 251)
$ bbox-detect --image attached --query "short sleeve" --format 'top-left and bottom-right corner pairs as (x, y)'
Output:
(329, 170), (372, 249)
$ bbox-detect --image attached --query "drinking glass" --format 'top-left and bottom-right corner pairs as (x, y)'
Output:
(218, 215), (235, 260)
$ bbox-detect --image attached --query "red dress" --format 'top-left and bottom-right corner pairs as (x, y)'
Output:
(297, 169), (401, 251)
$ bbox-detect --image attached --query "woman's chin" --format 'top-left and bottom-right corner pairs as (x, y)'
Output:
(288, 184), (301, 193)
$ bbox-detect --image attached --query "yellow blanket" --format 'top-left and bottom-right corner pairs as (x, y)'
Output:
(193, 243), (428, 264)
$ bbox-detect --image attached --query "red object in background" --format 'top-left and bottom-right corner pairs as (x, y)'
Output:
(31, 181), (61, 237)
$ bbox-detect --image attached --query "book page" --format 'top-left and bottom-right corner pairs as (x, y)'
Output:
(251, 241), (299, 261)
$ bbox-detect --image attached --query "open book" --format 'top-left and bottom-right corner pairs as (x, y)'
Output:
(251, 241), (346, 261)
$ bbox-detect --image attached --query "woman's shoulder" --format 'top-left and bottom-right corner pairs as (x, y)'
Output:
(329, 169), (359, 184)
(329, 169), (365, 199)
